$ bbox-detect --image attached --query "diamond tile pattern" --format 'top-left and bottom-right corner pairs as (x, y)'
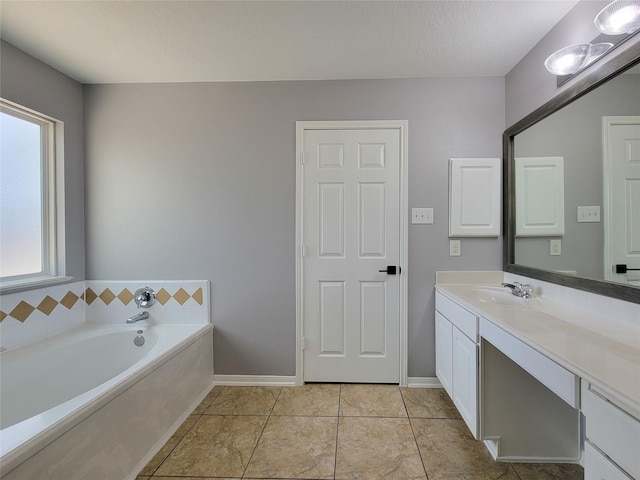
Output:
(173, 288), (190, 305)
(9, 301), (36, 322)
(0, 284), (204, 324)
(139, 385), (585, 480)
(98, 288), (116, 305)
(117, 288), (134, 305)
(192, 287), (203, 305)
(85, 288), (98, 305)
(60, 291), (80, 309)
(156, 288), (172, 306)
(37, 295), (58, 315)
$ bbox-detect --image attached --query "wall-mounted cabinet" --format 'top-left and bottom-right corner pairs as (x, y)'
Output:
(449, 158), (501, 237)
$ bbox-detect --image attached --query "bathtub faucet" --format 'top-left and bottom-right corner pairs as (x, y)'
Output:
(126, 311), (149, 323)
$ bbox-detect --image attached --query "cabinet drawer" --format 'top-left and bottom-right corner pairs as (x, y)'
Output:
(584, 442), (633, 480)
(582, 383), (640, 480)
(435, 291), (477, 341)
(480, 317), (579, 408)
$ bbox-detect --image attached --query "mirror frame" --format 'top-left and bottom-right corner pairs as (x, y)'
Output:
(503, 42), (640, 304)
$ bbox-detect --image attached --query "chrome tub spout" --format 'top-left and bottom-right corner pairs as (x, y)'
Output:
(126, 311), (149, 324)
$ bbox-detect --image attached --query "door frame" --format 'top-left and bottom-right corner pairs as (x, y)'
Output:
(602, 115), (640, 282)
(295, 120), (409, 386)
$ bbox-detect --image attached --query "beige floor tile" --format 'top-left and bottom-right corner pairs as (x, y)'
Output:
(412, 418), (519, 480)
(151, 477), (238, 480)
(272, 384), (340, 416)
(192, 385), (225, 414)
(400, 387), (461, 419)
(335, 417), (426, 480)
(244, 416), (338, 479)
(139, 414), (200, 475)
(204, 386), (281, 415)
(339, 384), (407, 417)
(154, 415), (267, 478)
(512, 462), (584, 479)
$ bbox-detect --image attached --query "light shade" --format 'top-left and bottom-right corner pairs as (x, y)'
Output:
(594, 0), (640, 35)
(586, 42), (614, 64)
(544, 43), (592, 75)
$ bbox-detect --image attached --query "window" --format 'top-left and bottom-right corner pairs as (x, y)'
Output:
(1, 99), (65, 290)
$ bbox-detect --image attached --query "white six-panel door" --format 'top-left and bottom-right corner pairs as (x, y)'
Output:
(296, 122), (407, 384)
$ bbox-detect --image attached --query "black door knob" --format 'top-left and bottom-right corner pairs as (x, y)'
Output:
(378, 266), (400, 275)
(615, 264), (640, 274)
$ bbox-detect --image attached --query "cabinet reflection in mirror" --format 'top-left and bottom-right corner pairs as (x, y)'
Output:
(504, 44), (640, 304)
(514, 72), (639, 284)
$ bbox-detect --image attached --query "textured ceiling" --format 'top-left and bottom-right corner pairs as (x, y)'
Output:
(0, 0), (579, 84)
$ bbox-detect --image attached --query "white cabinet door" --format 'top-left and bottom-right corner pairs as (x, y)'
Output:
(584, 442), (633, 480)
(449, 157), (501, 237)
(515, 156), (565, 236)
(452, 326), (478, 438)
(435, 312), (453, 397)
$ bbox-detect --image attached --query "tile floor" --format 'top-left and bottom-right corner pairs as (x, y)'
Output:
(137, 384), (584, 480)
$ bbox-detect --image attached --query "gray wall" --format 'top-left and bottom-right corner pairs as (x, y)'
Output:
(83, 78), (505, 377)
(514, 73), (640, 279)
(505, 0), (640, 127)
(0, 40), (85, 283)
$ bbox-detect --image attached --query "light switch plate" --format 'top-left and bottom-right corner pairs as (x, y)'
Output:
(577, 206), (600, 223)
(550, 239), (561, 256)
(412, 207), (434, 224)
(450, 239), (461, 256)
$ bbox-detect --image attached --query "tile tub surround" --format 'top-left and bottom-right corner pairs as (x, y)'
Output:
(138, 384), (583, 480)
(0, 281), (85, 350)
(0, 280), (210, 351)
(85, 280), (209, 325)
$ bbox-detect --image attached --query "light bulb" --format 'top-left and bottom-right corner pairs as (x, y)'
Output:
(544, 44), (592, 75)
(594, 0), (640, 35)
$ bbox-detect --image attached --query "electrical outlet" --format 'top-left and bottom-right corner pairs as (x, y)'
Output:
(412, 208), (434, 224)
(550, 239), (561, 256)
(450, 239), (461, 256)
(577, 206), (601, 223)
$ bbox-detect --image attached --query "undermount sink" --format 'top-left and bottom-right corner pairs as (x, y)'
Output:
(473, 286), (527, 306)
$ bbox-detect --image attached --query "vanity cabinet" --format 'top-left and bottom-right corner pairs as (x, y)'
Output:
(582, 382), (640, 480)
(435, 291), (478, 438)
(435, 280), (639, 472)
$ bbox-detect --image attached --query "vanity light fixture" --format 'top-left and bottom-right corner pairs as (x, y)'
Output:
(544, 42), (613, 75)
(544, 43), (592, 75)
(545, 0), (638, 76)
(594, 0), (640, 35)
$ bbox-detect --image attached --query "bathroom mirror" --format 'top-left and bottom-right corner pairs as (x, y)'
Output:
(504, 42), (640, 304)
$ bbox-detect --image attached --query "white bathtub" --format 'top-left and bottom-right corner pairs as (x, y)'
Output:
(0, 322), (214, 479)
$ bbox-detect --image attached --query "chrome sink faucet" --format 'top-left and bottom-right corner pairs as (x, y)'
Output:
(501, 281), (532, 299)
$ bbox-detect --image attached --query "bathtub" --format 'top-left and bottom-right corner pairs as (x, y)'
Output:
(0, 322), (214, 479)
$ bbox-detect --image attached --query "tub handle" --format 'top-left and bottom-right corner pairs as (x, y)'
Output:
(134, 287), (156, 308)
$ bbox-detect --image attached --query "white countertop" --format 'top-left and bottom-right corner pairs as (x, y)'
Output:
(435, 283), (640, 414)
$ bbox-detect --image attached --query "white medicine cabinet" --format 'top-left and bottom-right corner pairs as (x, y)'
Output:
(449, 158), (501, 237)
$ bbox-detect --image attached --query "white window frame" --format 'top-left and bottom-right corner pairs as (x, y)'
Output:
(0, 99), (68, 292)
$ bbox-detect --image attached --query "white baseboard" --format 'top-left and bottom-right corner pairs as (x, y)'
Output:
(406, 377), (442, 388)
(213, 374), (298, 386)
(213, 375), (440, 388)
